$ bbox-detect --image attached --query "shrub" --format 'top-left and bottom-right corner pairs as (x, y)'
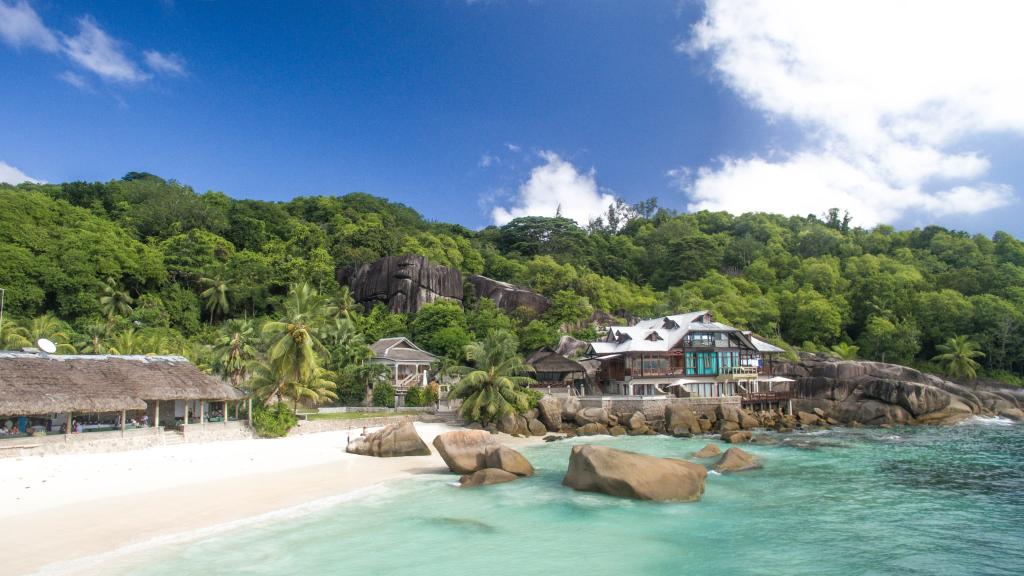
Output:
(522, 387), (544, 410)
(373, 381), (396, 408)
(251, 403), (298, 438)
(404, 386), (425, 407)
(423, 383), (439, 406)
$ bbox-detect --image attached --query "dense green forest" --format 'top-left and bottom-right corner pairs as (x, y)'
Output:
(2, 173), (1023, 397)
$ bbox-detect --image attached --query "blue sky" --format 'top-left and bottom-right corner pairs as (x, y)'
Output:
(1, 1), (1021, 236)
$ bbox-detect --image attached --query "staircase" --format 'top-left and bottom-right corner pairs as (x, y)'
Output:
(162, 429), (186, 446)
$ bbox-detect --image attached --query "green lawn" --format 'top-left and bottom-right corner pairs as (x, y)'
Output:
(305, 410), (424, 421)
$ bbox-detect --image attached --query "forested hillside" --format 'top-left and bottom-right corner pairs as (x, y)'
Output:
(2, 173), (1023, 388)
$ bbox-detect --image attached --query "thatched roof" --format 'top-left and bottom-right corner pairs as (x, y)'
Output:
(0, 352), (246, 416)
(525, 348), (585, 374)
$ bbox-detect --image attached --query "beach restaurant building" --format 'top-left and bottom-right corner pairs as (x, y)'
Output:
(587, 311), (790, 409)
(0, 351), (248, 457)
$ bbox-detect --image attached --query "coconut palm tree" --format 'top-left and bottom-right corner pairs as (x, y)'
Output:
(211, 318), (261, 387)
(76, 322), (113, 354)
(259, 283), (331, 407)
(109, 327), (143, 355)
(830, 342), (859, 360)
(99, 277), (134, 320)
(6, 314), (77, 353)
(932, 335), (985, 380)
(324, 316), (371, 368)
(248, 361), (338, 409)
(199, 276), (231, 324)
(447, 329), (535, 424)
(332, 285), (357, 321)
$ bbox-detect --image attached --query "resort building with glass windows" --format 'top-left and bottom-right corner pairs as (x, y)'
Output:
(586, 311), (788, 404)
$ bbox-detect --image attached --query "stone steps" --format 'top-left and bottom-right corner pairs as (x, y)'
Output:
(162, 431), (186, 445)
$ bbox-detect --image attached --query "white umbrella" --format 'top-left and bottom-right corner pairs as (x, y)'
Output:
(665, 378), (704, 387)
(763, 376), (796, 382)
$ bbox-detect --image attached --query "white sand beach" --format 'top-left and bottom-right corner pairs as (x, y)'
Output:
(0, 423), (541, 575)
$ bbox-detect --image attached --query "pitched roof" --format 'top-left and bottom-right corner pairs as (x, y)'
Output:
(588, 311), (758, 354)
(0, 352), (246, 416)
(525, 347), (585, 373)
(370, 337), (437, 363)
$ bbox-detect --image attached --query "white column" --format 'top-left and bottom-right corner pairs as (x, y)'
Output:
(154, 402), (160, 429)
(121, 409), (126, 437)
(200, 400), (206, 428)
(183, 401), (189, 429)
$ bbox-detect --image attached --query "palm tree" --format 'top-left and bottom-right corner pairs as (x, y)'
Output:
(258, 283), (331, 407)
(199, 276), (231, 324)
(248, 362), (338, 410)
(109, 327), (143, 355)
(830, 342), (859, 360)
(211, 319), (260, 387)
(447, 329), (535, 424)
(932, 335), (985, 381)
(99, 277), (134, 320)
(324, 317), (371, 368)
(332, 286), (357, 321)
(76, 322), (113, 354)
(6, 314), (77, 353)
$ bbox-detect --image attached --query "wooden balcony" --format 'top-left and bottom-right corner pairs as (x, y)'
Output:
(740, 391), (795, 405)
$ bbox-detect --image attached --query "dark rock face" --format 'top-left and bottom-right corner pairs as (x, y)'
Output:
(467, 275), (551, 315)
(338, 254), (463, 314)
(337, 255), (551, 315)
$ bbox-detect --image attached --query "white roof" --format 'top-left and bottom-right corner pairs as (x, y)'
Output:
(588, 311), (758, 355)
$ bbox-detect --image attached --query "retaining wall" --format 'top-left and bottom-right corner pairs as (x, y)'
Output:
(288, 415), (421, 436)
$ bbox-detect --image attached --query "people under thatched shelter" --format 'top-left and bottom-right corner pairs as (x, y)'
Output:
(524, 347), (586, 395)
(0, 352), (247, 442)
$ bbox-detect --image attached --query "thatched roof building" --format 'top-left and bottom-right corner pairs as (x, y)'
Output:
(0, 352), (245, 416)
(525, 347), (586, 388)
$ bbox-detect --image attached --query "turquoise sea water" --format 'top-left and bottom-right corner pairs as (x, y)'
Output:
(105, 419), (1022, 576)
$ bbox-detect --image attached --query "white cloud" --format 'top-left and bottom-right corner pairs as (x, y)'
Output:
(0, 0), (58, 52)
(491, 151), (616, 226)
(61, 16), (149, 83)
(681, 0), (1022, 227)
(143, 49), (186, 76)
(58, 70), (87, 89)
(0, 160), (42, 184)
(478, 154), (499, 168)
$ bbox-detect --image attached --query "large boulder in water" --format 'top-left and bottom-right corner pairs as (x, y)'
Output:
(459, 468), (519, 487)
(346, 422), (431, 457)
(562, 445), (707, 502)
(433, 430), (498, 474)
(693, 444), (721, 458)
(712, 447), (762, 473)
(485, 445), (534, 476)
(721, 430), (752, 444)
(537, 396), (562, 431)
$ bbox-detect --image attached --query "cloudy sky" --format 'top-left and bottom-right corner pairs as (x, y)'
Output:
(1, 1), (1021, 235)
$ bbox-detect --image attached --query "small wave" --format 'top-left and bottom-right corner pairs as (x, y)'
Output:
(33, 484), (390, 576)
(708, 470), (721, 476)
(957, 416), (1015, 427)
(798, 429), (832, 436)
(881, 434), (902, 441)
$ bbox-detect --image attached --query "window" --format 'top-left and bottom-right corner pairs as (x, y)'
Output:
(685, 351), (718, 375)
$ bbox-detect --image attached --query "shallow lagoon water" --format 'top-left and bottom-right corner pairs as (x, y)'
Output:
(105, 419), (1022, 576)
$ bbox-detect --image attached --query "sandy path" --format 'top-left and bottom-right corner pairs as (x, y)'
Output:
(0, 423), (541, 575)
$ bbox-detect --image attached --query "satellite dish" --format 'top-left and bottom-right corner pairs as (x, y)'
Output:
(37, 338), (57, 354)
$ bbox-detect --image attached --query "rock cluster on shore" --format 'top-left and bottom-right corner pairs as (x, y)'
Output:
(345, 422), (432, 457)
(432, 430), (537, 487)
(782, 359), (1024, 426)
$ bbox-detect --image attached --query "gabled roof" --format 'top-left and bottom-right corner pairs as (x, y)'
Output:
(588, 311), (758, 355)
(0, 353), (245, 415)
(748, 336), (785, 353)
(370, 337), (437, 364)
(525, 347), (586, 374)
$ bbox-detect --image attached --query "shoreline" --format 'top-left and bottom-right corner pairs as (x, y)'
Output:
(1, 423), (543, 576)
